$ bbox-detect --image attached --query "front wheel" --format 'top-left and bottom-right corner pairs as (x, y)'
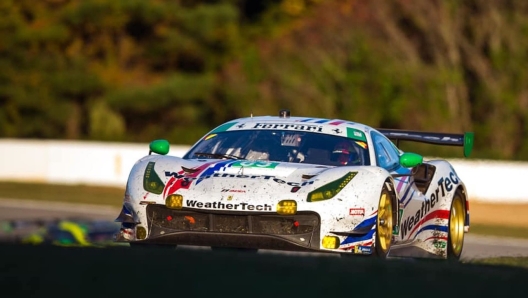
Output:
(373, 185), (394, 258)
(447, 192), (466, 260)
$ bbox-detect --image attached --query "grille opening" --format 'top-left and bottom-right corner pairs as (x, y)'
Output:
(147, 205), (319, 235)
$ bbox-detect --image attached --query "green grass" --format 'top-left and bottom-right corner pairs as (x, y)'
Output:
(470, 223), (528, 240)
(0, 181), (123, 207)
(470, 257), (528, 268)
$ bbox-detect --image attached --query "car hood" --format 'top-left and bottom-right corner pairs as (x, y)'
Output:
(150, 157), (347, 201)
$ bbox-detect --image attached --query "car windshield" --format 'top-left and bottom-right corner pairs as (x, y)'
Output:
(183, 130), (371, 166)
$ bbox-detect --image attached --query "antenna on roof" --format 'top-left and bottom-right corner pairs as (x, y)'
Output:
(279, 109), (290, 118)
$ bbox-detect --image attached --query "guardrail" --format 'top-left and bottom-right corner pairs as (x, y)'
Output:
(0, 139), (526, 203)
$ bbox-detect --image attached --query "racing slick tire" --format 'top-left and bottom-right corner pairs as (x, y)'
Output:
(373, 184), (394, 258)
(447, 191), (466, 261)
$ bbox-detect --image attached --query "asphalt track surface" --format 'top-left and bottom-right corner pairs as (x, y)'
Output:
(1, 198), (527, 260)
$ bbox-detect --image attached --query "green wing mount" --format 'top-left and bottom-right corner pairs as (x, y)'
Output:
(463, 132), (474, 158)
(377, 129), (474, 158)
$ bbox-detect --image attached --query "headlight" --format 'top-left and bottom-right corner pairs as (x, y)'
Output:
(143, 162), (165, 194)
(307, 171), (357, 202)
(277, 200), (297, 215)
(166, 194), (183, 209)
(136, 226), (147, 240)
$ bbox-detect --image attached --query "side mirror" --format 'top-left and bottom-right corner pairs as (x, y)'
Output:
(399, 152), (423, 168)
(149, 139), (170, 155)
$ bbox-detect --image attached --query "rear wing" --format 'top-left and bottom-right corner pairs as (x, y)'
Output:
(377, 129), (474, 157)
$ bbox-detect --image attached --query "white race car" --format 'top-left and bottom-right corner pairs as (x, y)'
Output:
(115, 110), (474, 259)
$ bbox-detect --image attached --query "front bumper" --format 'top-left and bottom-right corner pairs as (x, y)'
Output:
(121, 204), (322, 251)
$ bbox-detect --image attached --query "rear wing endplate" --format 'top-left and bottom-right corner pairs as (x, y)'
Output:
(377, 129), (474, 157)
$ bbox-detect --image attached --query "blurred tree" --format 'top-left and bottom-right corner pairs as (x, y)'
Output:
(0, 0), (243, 143)
(0, 0), (527, 160)
(220, 0), (528, 160)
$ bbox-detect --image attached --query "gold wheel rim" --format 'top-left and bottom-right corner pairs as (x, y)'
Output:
(377, 193), (393, 252)
(449, 196), (465, 256)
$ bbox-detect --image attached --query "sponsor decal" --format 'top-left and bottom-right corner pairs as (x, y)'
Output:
(163, 162), (216, 197)
(139, 201), (156, 205)
(349, 208), (365, 216)
(164, 171), (314, 187)
(400, 171), (459, 238)
(252, 123), (323, 132)
(186, 200), (272, 211)
(346, 127), (367, 141)
(354, 245), (372, 254)
(433, 241), (447, 249)
(162, 160), (314, 198)
(221, 189), (247, 193)
(230, 161), (279, 169)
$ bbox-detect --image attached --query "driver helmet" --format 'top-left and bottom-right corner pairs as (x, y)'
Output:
(331, 141), (361, 165)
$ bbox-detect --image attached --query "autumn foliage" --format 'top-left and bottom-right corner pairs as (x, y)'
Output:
(1, 0), (527, 160)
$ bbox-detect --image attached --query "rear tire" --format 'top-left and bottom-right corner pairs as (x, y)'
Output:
(373, 185), (394, 258)
(447, 192), (466, 260)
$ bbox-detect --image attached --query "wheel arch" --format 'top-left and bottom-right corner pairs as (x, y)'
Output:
(454, 184), (470, 231)
(384, 177), (399, 232)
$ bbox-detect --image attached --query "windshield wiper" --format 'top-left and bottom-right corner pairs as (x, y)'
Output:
(193, 152), (244, 160)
